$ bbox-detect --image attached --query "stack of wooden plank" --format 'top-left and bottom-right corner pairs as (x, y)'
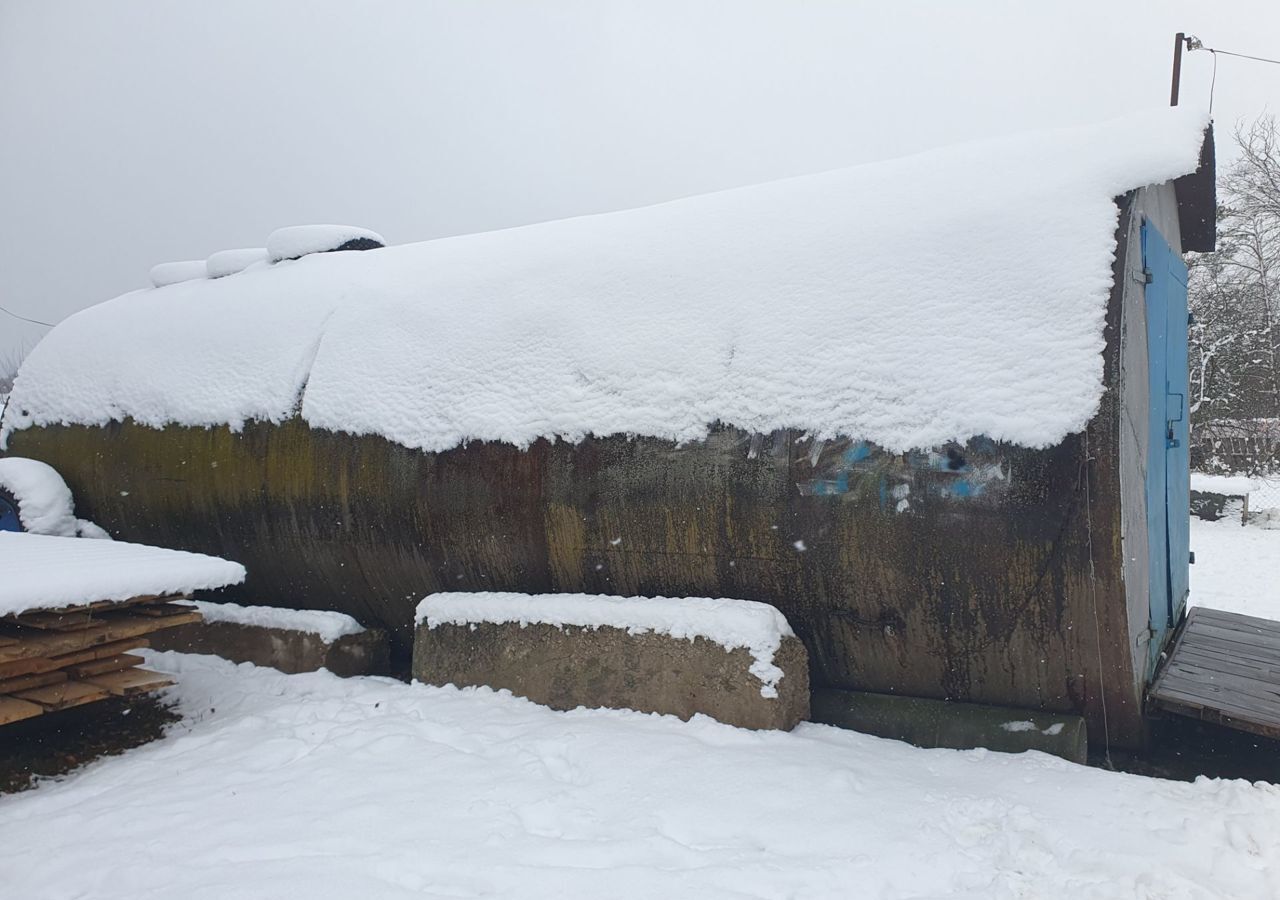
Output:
(0, 595), (201, 727)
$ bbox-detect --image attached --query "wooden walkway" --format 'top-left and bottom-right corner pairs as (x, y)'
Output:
(1149, 606), (1280, 741)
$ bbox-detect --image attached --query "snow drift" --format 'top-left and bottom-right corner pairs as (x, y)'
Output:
(2, 108), (1209, 454)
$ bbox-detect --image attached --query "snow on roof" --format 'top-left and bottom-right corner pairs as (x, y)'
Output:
(207, 248), (268, 279)
(149, 259), (208, 287)
(2, 108), (1208, 454)
(0, 532), (245, 617)
(266, 224), (386, 262)
(417, 591), (795, 697)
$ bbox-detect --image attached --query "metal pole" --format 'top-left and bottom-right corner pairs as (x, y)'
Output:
(1171, 32), (1185, 106)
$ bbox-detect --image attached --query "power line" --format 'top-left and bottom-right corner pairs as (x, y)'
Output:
(1186, 36), (1280, 67)
(0, 304), (53, 327)
(1207, 47), (1280, 67)
(1183, 37), (1280, 117)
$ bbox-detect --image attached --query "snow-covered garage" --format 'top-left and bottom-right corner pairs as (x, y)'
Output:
(0, 108), (1216, 750)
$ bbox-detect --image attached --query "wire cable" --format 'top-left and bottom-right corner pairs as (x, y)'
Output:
(0, 304), (53, 328)
(1207, 48), (1280, 66)
(1209, 50), (1219, 116)
(1185, 38), (1279, 118)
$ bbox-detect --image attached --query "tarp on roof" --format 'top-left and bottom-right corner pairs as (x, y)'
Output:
(1, 108), (1210, 454)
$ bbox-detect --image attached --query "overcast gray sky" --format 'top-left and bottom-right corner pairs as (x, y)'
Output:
(3, 1), (1279, 358)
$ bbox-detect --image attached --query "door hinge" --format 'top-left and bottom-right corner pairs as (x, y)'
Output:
(1189, 550), (1196, 565)
(1143, 269), (1154, 284)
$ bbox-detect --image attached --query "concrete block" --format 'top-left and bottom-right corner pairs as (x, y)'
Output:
(413, 620), (809, 730)
(811, 688), (1088, 763)
(150, 619), (390, 677)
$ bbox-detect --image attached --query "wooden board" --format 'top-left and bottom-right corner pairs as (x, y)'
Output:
(11, 609), (97, 631)
(1149, 607), (1280, 741)
(0, 638), (150, 680)
(63, 653), (145, 679)
(45, 593), (191, 615)
(0, 610), (200, 664)
(129, 602), (198, 618)
(0, 669), (68, 695)
(83, 668), (174, 698)
(0, 695), (45, 725)
(13, 680), (110, 712)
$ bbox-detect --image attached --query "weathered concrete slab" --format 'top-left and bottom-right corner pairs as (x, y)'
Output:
(811, 688), (1088, 763)
(151, 619), (390, 677)
(414, 619), (809, 731)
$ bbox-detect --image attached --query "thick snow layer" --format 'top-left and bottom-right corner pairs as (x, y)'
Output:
(4, 109), (1208, 453)
(185, 599), (364, 643)
(1190, 516), (1280, 621)
(1190, 472), (1257, 495)
(419, 592), (794, 697)
(148, 259), (208, 287)
(0, 532), (245, 617)
(206, 247), (268, 279)
(266, 224), (386, 262)
(0, 651), (1276, 899)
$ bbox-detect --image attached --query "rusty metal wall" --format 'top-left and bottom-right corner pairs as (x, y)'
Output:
(5, 412), (1144, 746)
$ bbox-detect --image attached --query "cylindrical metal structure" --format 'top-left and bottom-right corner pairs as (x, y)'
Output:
(3, 416), (1139, 744)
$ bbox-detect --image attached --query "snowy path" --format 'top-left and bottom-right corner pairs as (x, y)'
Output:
(1191, 517), (1280, 621)
(1, 653), (1277, 899)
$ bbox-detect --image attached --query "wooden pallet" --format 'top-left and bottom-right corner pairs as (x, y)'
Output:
(0, 595), (197, 726)
(1149, 606), (1280, 741)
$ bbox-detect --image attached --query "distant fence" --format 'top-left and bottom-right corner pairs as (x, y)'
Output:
(1248, 476), (1280, 521)
(1192, 419), (1280, 474)
(1191, 418), (1280, 524)
(1191, 471), (1280, 526)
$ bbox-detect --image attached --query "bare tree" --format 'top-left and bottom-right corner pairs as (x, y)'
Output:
(0, 345), (25, 400)
(1190, 117), (1280, 473)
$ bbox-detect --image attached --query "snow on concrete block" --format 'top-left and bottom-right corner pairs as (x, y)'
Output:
(148, 600), (390, 677)
(207, 247), (268, 279)
(149, 259), (208, 288)
(0, 532), (245, 617)
(413, 592), (809, 730)
(265, 224), (386, 263)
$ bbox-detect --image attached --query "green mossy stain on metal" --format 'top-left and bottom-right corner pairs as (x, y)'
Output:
(5, 415), (1137, 745)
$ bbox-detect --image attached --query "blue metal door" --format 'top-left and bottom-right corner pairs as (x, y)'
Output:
(1142, 220), (1191, 674)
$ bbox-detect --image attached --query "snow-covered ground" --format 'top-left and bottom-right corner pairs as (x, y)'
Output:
(2, 519), (1278, 898)
(1, 650), (1278, 899)
(1191, 516), (1280, 621)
